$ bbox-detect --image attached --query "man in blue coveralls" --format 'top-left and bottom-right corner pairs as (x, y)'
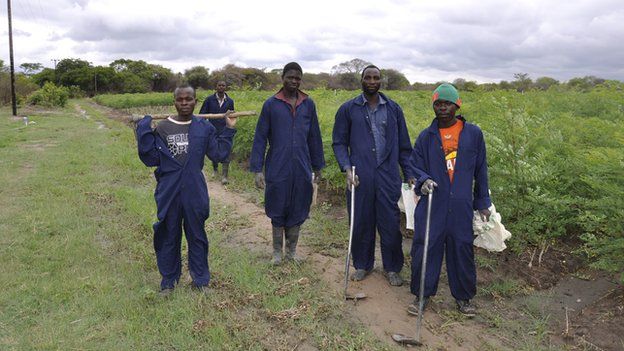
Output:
(251, 62), (325, 265)
(136, 85), (237, 296)
(199, 80), (235, 185)
(332, 65), (415, 287)
(408, 83), (491, 316)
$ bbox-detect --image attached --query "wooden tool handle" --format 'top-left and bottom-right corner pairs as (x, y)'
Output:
(130, 110), (256, 122)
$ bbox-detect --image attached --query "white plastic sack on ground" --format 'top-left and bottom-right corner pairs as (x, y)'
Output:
(473, 203), (511, 252)
(398, 183), (418, 230)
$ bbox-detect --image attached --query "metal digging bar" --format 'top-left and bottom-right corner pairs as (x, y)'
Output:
(392, 190), (434, 346)
(344, 166), (367, 301)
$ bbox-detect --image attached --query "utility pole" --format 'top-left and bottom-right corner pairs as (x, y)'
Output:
(7, 0), (17, 116)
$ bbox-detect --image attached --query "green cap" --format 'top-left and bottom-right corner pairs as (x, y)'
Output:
(432, 83), (461, 108)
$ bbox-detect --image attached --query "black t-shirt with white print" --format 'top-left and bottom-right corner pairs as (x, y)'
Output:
(154, 117), (191, 164)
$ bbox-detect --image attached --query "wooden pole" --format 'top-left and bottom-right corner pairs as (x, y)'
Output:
(7, 0), (17, 116)
(130, 110), (257, 123)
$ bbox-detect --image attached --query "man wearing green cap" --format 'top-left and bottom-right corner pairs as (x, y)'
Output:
(408, 83), (491, 317)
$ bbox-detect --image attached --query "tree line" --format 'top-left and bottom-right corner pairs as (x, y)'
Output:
(0, 57), (613, 106)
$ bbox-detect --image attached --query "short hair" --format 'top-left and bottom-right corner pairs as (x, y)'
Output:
(361, 64), (381, 78)
(174, 84), (196, 98)
(282, 62), (303, 78)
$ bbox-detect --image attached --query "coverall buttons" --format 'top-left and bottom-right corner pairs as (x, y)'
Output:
(372, 148), (376, 152)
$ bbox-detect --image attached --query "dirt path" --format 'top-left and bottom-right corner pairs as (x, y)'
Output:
(206, 178), (507, 350)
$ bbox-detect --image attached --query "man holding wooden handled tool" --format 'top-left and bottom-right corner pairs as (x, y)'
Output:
(135, 85), (238, 296)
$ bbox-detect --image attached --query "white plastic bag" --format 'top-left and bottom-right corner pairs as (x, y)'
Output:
(398, 183), (418, 230)
(473, 203), (511, 252)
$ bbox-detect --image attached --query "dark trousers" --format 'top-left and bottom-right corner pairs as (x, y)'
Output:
(153, 194), (210, 289)
(410, 226), (476, 301)
(347, 179), (404, 273)
(212, 151), (232, 171)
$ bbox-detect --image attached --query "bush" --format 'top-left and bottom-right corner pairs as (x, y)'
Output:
(27, 82), (70, 107)
(67, 85), (86, 98)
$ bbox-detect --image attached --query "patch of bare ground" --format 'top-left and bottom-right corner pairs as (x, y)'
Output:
(206, 177), (509, 350)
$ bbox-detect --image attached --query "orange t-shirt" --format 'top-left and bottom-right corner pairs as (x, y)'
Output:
(439, 120), (464, 182)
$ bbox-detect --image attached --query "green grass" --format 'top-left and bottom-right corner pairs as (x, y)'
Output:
(94, 86), (624, 280)
(0, 103), (396, 350)
(480, 278), (532, 299)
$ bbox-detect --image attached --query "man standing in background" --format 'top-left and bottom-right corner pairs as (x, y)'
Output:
(199, 80), (235, 185)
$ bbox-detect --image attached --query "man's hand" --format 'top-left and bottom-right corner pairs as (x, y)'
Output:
(420, 179), (437, 195)
(479, 208), (491, 222)
(345, 168), (359, 188)
(313, 169), (322, 184)
(224, 110), (237, 128)
(254, 172), (265, 189)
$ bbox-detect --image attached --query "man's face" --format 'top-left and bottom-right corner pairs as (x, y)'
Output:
(174, 88), (196, 117)
(433, 100), (458, 123)
(361, 68), (381, 95)
(282, 69), (302, 93)
(216, 81), (226, 94)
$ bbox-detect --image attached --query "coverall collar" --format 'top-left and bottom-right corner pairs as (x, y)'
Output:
(354, 91), (388, 107)
(427, 115), (466, 134)
(275, 88), (308, 106)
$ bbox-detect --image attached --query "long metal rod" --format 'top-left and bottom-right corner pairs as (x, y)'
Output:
(343, 166), (356, 298)
(416, 191), (433, 342)
(7, 0), (17, 116)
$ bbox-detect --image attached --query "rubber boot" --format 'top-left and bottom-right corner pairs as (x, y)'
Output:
(221, 163), (229, 185)
(212, 163), (219, 178)
(285, 225), (303, 262)
(272, 226), (284, 265)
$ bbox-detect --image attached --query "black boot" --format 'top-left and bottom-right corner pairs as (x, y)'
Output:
(221, 163), (229, 185)
(285, 225), (303, 262)
(212, 163), (219, 178)
(272, 226), (284, 265)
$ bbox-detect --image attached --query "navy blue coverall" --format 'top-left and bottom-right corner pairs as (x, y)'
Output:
(250, 90), (325, 228)
(136, 115), (236, 289)
(332, 92), (413, 273)
(199, 93), (235, 169)
(409, 116), (491, 301)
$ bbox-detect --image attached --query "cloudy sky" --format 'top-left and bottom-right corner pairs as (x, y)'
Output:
(1, 0), (623, 83)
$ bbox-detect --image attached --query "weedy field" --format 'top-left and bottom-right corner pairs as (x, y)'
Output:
(95, 86), (624, 274)
(1, 85), (622, 351)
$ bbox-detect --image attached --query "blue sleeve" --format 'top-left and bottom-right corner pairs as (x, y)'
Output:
(205, 124), (236, 163)
(473, 128), (491, 210)
(230, 98), (235, 111)
(410, 133), (433, 196)
(331, 103), (351, 172)
(395, 104), (414, 181)
(136, 116), (160, 167)
(307, 101), (326, 171)
(249, 101), (271, 173)
(199, 98), (209, 114)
